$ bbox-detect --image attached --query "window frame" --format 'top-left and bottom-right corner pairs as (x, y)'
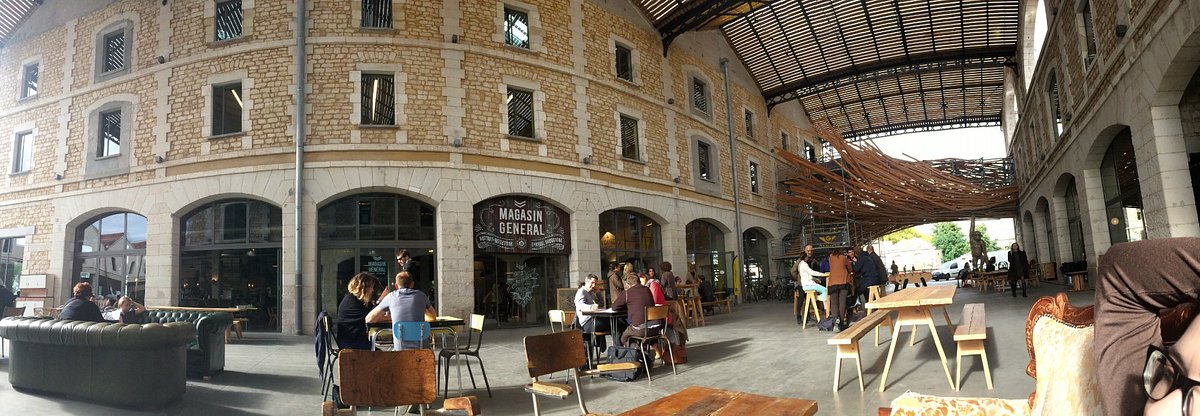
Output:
(1048, 70), (1063, 139)
(93, 20), (134, 83)
(1077, 0), (1098, 68)
(211, 81), (244, 137)
(11, 130), (33, 174)
(506, 86), (536, 139)
(97, 109), (122, 159)
(615, 43), (634, 82)
(697, 141), (713, 183)
(690, 76), (710, 116)
(748, 161), (760, 194)
(744, 109), (755, 140)
(360, 0), (394, 29)
(503, 7), (530, 49)
(618, 113), (642, 162)
(19, 62), (38, 99)
(359, 73), (397, 126)
(494, 1), (542, 53)
(213, 0), (244, 41)
(781, 131), (789, 152)
(803, 140), (816, 162)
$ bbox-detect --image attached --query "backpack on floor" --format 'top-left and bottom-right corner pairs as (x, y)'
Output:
(601, 346), (645, 381)
(817, 317), (836, 331)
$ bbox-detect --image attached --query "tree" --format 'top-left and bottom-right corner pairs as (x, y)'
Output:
(975, 223), (1000, 252)
(932, 222), (969, 262)
(881, 227), (929, 244)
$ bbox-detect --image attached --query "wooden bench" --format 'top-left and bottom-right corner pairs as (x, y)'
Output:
(828, 310), (892, 391)
(953, 303), (992, 390)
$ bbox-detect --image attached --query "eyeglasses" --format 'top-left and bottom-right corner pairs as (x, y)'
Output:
(1145, 345), (1200, 416)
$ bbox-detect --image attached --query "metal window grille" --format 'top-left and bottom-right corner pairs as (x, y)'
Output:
(804, 142), (816, 162)
(698, 142), (711, 181)
(99, 110), (121, 157)
(781, 132), (789, 151)
(212, 83), (243, 135)
(1082, 2), (1097, 64)
(692, 78), (708, 113)
(214, 0), (243, 41)
(1049, 73), (1062, 137)
(507, 87), (534, 137)
(102, 31), (125, 73)
(615, 44), (633, 81)
(21, 64), (37, 98)
(361, 0), (392, 28)
(744, 110), (753, 139)
(13, 132), (31, 173)
(749, 162), (759, 193)
(620, 115), (639, 160)
(504, 8), (529, 48)
(360, 74), (395, 125)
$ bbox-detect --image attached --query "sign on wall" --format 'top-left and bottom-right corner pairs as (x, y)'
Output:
(474, 196), (570, 254)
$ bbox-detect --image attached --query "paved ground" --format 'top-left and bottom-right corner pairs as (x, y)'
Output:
(0, 280), (1094, 415)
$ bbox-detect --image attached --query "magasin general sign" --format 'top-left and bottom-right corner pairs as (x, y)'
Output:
(473, 196), (570, 254)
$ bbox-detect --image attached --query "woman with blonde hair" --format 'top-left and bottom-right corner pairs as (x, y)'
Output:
(117, 296), (147, 324)
(336, 272), (382, 350)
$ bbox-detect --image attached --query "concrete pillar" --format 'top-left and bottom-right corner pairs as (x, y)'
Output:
(1134, 106), (1200, 238)
(1078, 168), (1112, 264)
(569, 205), (600, 284)
(1031, 209), (1050, 263)
(435, 197), (475, 321)
(660, 217), (687, 280)
(1002, 66), (1021, 148)
(283, 190), (316, 335)
(1051, 196), (1073, 261)
(142, 207), (176, 307)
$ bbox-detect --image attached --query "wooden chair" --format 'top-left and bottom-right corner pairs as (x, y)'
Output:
(523, 330), (636, 416)
(325, 349), (479, 416)
(828, 310), (891, 391)
(438, 314), (491, 398)
(799, 290), (827, 329)
(625, 305), (677, 384)
(954, 303), (992, 391)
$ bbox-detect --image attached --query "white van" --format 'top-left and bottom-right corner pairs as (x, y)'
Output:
(932, 250), (1011, 280)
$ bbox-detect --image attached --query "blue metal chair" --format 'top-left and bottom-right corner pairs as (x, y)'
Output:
(393, 321), (431, 350)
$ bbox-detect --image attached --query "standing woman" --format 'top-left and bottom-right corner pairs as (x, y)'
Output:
(794, 252), (829, 324)
(1007, 243), (1029, 298)
(659, 261), (677, 299)
(825, 250), (854, 331)
(336, 272), (382, 350)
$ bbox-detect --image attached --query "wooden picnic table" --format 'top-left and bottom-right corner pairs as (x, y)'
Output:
(865, 285), (957, 392)
(619, 386), (817, 416)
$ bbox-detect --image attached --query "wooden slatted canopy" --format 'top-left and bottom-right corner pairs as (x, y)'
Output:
(633, 0), (1019, 141)
(0, 0), (39, 47)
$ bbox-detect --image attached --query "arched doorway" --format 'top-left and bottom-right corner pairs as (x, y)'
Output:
(1177, 58), (1200, 227)
(74, 212), (147, 303)
(472, 195), (571, 326)
(1036, 198), (1057, 264)
(742, 228), (771, 299)
(180, 199), (282, 331)
(317, 193), (436, 317)
(685, 220), (730, 292)
(599, 209), (662, 277)
(1100, 128), (1146, 243)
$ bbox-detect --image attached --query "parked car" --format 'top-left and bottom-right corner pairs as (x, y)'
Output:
(932, 260), (969, 280)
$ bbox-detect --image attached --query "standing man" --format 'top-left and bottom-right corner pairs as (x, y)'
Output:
(367, 271), (437, 349)
(607, 263), (623, 305)
(803, 244), (815, 267)
(1006, 243), (1029, 298)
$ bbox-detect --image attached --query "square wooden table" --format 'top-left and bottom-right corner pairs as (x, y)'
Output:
(865, 285), (957, 391)
(618, 386), (817, 416)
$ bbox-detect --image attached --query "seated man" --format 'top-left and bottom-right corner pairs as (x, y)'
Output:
(611, 273), (654, 347)
(1095, 238), (1200, 416)
(574, 274), (608, 350)
(58, 282), (105, 322)
(698, 275), (716, 303)
(366, 271), (437, 349)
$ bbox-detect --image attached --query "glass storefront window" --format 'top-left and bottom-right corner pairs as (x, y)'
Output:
(686, 220), (729, 290)
(74, 212), (147, 303)
(1, 237), (26, 293)
(743, 228), (771, 297)
(599, 210), (662, 273)
(1065, 180), (1086, 262)
(1101, 129), (1145, 244)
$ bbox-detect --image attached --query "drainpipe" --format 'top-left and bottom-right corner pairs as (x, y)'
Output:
(292, 0), (307, 335)
(720, 58), (745, 303)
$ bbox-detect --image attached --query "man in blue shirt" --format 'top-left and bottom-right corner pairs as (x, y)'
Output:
(367, 271), (436, 349)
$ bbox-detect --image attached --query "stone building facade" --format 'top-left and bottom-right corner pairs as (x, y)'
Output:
(0, 0), (817, 333)
(1009, 0), (1200, 275)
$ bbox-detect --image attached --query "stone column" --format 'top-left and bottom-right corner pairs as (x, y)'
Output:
(1031, 209), (1050, 264)
(1134, 106), (1200, 238)
(1051, 196), (1073, 260)
(436, 195), (475, 322)
(1078, 168), (1111, 268)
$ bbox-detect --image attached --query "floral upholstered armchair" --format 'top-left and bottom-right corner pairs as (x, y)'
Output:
(881, 293), (1102, 416)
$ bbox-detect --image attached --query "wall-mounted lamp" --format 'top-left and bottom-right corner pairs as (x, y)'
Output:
(161, 0), (168, 5)
(156, 55), (167, 64)
(667, 98), (675, 105)
(451, 34), (459, 44)
(451, 138), (462, 147)
(154, 155), (165, 163)
(673, 176), (681, 183)
(1109, 217), (1121, 226)
(582, 156), (592, 165)
(54, 172), (62, 180)
(1115, 25), (1128, 38)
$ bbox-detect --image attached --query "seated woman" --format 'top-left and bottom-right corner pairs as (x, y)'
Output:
(58, 282), (105, 322)
(116, 296), (147, 324)
(336, 272), (381, 350)
(1094, 237), (1200, 416)
(794, 252), (828, 324)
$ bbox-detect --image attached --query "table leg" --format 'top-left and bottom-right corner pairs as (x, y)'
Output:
(940, 306), (955, 333)
(920, 307), (955, 389)
(878, 312), (906, 392)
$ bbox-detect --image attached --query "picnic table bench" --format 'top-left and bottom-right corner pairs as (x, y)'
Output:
(954, 303), (992, 390)
(827, 310), (892, 391)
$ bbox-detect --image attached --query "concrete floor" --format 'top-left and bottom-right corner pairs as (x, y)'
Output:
(0, 281), (1094, 415)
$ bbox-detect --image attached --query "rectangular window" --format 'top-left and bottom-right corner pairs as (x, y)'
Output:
(749, 161), (760, 194)
(1082, 2), (1097, 65)
(619, 114), (639, 160)
(0, 237), (26, 293)
(20, 63), (38, 98)
(507, 87), (534, 138)
(744, 110), (754, 139)
(98, 109), (121, 157)
(102, 31), (125, 73)
(360, 74), (395, 125)
(698, 142), (712, 182)
(12, 132), (32, 173)
(781, 132), (789, 151)
(692, 78), (709, 114)
(615, 44), (633, 81)
(1049, 73), (1062, 138)
(504, 8), (530, 49)
(212, 82), (243, 136)
(804, 141), (816, 162)
(361, 0), (393, 29)
(214, 0), (243, 41)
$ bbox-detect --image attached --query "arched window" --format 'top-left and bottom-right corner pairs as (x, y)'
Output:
(686, 220), (729, 290)
(75, 212), (147, 303)
(1100, 129), (1145, 243)
(1064, 178), (1085, 261)
(599, 210), (661, 273)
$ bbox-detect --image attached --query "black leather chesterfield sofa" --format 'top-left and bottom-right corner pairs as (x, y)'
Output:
(142, 310), (234, 378)
(0, 316), (194, 409)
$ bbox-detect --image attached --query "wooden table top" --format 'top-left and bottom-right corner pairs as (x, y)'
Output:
(866, 285), (956, 309)
(579, 309), (627, 317)
(618, 386), (817, 416)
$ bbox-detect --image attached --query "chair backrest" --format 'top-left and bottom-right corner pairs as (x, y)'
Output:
(548, 310), (567, 332)
(2, 306), (26, 318)
(337, 349), (437, 407)
(463, 313), (486, 352)
(1024, 293), (1099, 414)
(392, 321), (431, 349)
(523, 330), (586, 378)
(645, 304), (668, 322)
